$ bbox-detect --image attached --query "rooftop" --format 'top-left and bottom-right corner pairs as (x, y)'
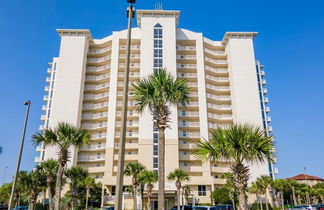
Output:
(285, 174), (324, 181)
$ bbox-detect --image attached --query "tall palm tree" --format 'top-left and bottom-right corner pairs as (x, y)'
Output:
(65, 166), (89, 210)
(133, 68), (190, 210)
(32, 122), (91, 210)
(195, 124), (275, 210)
(83, 177), (96, 210)
(124, 162), (146, 209)
(38, 159), (59, 210)
(167, 169), (190, 210)
(257, 176), (273, 210)
(138, 170), (158, 210)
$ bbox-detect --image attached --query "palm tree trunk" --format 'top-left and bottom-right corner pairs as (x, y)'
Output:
(72, 186), (78, 210)
(292, 187), (297, 206)
(238, 188), (246, 210)
(232, 198), (236, 210)
(147, 187), (152, 210)
(177, 186), (180, 210)
(86, 187), (90, 209)
(257, 193), (263, 210)
(47, 179), (54, 210)
(133, 186), (137, 210)
(280, 192), (284, 210)
(54, 164), (64, 210)
(265, 192), (269, 210)
(158, 128), (165, 210)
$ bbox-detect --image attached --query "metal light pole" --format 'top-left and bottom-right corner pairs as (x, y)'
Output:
(115, 1), (135, 209)
(2, 166), (8, 185)
(8, 100), (31, 210)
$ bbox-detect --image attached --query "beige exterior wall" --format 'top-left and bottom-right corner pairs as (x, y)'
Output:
(37, 9), (273, 207)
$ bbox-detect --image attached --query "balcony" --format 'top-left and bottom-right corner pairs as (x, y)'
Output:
(81, 143), (106, 151)
(260, 70), (265, 76)
(84, 92), (109, 100)
(205, 57), (227, 66)
(264, 97), (269, 104)
(268, 126), (273, 132)
(180, 166), (201, 172)
(46, 77), (51, 83)
(115, 120), (139, 127)
(114, 154), (138, 161)
(42, 105), (47, 111)
(119, 54), (140, 59)
(177, 64), (197, 69)
(177, 55), (196, 60)
(87, 55), (111, 63)
(39, 125), (45, 130)
(34, 156), (41, 163)
(83, 102), (109, 110)
(265, 107), (270, 113)
(86, 65), (111, 73)
(78, 155), (105, 162)
(115, 132), (139, 138)
(181, 101), (199, 108)
(88, 166), (105, 174)
(204, 48), (226, 56)
(36, 146), (43, 152)
(206, 93), (230, 102)
(88, 46), (112, 54)
(119, 45), (141, 51)
(178, 122), (199, 128)
(85, 74), (109, 82)
(84, 83), (109, 91)
(47, 68), (51, 74)
(262, 79), (266, 86)
(114, 142), (138, 149)
(179, 153), (196, 161)
(207, 113), (233, 121)
(119, 63), (140, 68)
(214, 178), (227, 185)
(82, 112), (108, 120)
(206, 84), (230, 93)
(90, 133), (107, 140)
(205, 75), (229, 83)
(205, 66), (228, 75)
(263, 88), (268, 95)
(176, 45), (196, 51)
(186, 82), (198, 87)
(116, 110), (139, 117)
(40, 115), (46, 121)
(118, 72), (140, 78)
(179, 132), (200, 138)
(211, 166), (231, 173)
(44, 86), (50, 92)
(177, 73), (197, 78)
(179, 142), (197, 150)
(267, 116), (272, 122)
(207, 103), (232, 111)
(82, 122), (107, 130)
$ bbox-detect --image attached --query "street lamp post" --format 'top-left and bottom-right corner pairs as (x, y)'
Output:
(8, 100), (31, 210)
(115, 1), (135, 210)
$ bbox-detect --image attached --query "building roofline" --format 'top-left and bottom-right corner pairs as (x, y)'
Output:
(285, 174), (324, 181)
(221, 32), (258, 45)
(56, 29), (92, 39)
(136, 9), (180, 27)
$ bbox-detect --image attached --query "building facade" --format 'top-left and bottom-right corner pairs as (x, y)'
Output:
(36, 9), (274, 208)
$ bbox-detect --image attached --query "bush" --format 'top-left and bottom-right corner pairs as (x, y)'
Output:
(211, 187), (232, 205)
(251, 202), (272, 210)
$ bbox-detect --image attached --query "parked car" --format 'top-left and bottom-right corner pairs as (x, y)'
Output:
(288, 205), (315, 210)
(314, 204), (324, 210)
(193, 207), (216, 210)
(12, 207), (28, 210)
(215, 204), (234, 210)
(102, 207), (114, 210)
(170, 205), (193, 210)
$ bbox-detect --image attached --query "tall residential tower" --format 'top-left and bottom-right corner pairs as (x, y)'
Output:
(36, 9), (274, 208)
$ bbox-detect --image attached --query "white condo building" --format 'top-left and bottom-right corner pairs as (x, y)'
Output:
(36, 9), (275, 208)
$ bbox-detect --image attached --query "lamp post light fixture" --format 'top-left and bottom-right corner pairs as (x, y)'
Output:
(8, 100), (31, 210)
(115, 1), (135, 210)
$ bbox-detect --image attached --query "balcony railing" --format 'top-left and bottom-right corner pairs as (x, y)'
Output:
(85, 74), (109, 81)
(78, 155), (105, 162)
(178, 111), (199, 117)
(84, 83), (109, 91)
(83, 102), (109, 110)
(176, 45), (196, 51)
(204, 48), (226, 56)
(177, 55), (196, 60)
(205, 57), (227, 65)
(82, 122), (107, 130)
(205, 75), (229, 83)
(205, 66), (228, 74)
(81, 143), (106, 151)
(119, 45), (140, 50)
(207, 103), (232, 111)
(84, 92), (109, 100)
(91, 133), (107, 140)
(177, 73), (197, 78)
(206, 84), (230, 92)
(177, 64), (197, 69)
(82, 112), (108, 119)
(178, 122), (200, 127)
(119, 54), (140, 59)
(119, 63), (140, 68)
(179, 131), (200, 138)
(88, 46), (112, 54)
(207, 113), (233, 120)
(87, 55), (111, 63)
(206, 93), (230, 101)
(86, 65), (111, 72)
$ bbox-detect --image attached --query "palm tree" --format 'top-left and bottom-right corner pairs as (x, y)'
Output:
(26, 168), (47, 210)
(32, 122), (91, 210)
(124, 162), (146, 209)
(38, 159), (59, 210)
(257, 176), (273, 210)
(133, 68), (190, 210)
(272, 179), (286, 209)
(286, 180), (298, 205)
(83, 177), (96, 209)
(138, 170), (158, 210)
(249, 182), (263, 210)
(167, 169), (190, 210)
(65, 166), (89, 210)
(182, 185), (191, 205)
(195, 124), (275, 210)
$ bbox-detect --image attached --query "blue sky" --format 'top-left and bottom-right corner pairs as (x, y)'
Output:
(0, 0), (323, 183)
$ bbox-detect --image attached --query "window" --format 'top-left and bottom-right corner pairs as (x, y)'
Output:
(182, 120), (187, 126)
(154, 49), (163, 57)
(154, 28), (163, 38)
(184, 162), (188, 166)
(128, 130), (132, 137)
(111, 186), (116, 195)
(154, 40), (163, 48)
(153, 122), (158, 131)
(128, 151), (132, 155)
(153, 145), (158, 155)
(154, 58), (163, 67)
(97, 153), (101, 159)
(128, 120), (133, 126)
(183, 151), (187, 155)
(198, 185), (206, 196)
(153, 133), (158, 143)
(182, 110), (187, 116)
(182, 131), (187, 137)
(96, 175), (99, 178)
(98, 142), (101, 148)
(153, 157), (158, 168)
(183, 140), (187, 144)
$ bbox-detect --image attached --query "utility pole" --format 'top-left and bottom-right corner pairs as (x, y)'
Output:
(115, 1), (135, 209)
(8, 100), (31, 210)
